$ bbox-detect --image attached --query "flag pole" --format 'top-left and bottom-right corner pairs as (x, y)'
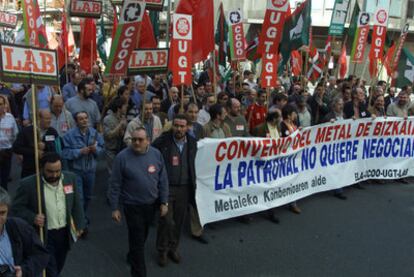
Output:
(166, 0), (171, 46)
(180, 85), (184, 113)
(31, 84), (44, 241)
(212, 51), (217, 94)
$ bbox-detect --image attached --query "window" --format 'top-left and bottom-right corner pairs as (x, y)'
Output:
(408, 0), (414, 19)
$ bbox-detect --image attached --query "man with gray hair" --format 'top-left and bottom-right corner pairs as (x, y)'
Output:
(0, 188), (49, 276)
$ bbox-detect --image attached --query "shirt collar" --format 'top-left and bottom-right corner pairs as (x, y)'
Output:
(42, 174), (64, 190)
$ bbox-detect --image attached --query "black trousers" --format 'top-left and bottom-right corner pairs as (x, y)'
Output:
(157, 186), (189, 253)
(46, 227), (70, 277)
(124, 203), (155, 277)
(0, 149), (12, 190)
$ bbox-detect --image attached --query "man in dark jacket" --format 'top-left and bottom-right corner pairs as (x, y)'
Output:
(0, 187), (49, 277)
(13, 110), (61, 177)
(152, 114), (197, 267)
(11, 153), (85, 277)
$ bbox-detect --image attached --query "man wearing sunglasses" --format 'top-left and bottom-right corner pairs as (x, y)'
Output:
(108, 127), (168, 277)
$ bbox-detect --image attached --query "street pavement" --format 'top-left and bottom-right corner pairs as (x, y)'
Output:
(7, 157), (414, 277)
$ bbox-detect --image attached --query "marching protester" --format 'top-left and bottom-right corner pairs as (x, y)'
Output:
(185, 103), (204, 141)
(0, 95), (19, 190)
(62, 72), (81, 102)
(62, 111), (104, 236)
(50, 95), (75, 138)
(0, 188), (49, 277)
(152, 114), (198, 266)
(22, 85), (54, 126)
(13, 110), (61, 178)
(203, 103), (232, 138)
(124, 101), (162, 145)
(65, 78), (102, 131)
(12, 153), (85, 277)
(108, 127), (168, 277)
(224, 98), (250, 137)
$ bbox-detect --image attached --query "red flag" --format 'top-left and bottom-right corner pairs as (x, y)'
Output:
(382, 42), (396, 76)
(57, 13), (68, 70)
(79, 19), (97, 74)
(338, 45), (347, 79)
(307, 47), (323, 80)
(175, 0), (214, 64)
(111, 5), (118, 41)
(369, 59), (378, 78)
(138, 11), (157, 49)
(290, 50), (302, 76)
(261, 53), (278, 88)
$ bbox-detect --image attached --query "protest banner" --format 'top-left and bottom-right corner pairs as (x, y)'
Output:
(328, 0), (351, 36)
(111, 0), (164, 11)
(350, 12), (370, 63)
(105, 0), (146, 76)
(258, 0), (290, 55)
(0, 43), (58, 85)
(127, 48), (169, 75)
(0, 11), (18, 29)
(170, 13), (192, 86)
(70, 0), (103, 18)
(228, 9), (246, 61)
(195, 117), (414, 225)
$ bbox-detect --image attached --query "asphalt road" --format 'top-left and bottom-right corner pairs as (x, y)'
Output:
(7, 157), (414, 277)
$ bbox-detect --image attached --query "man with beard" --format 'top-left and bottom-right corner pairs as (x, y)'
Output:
(12, 153), (85, 277)
(65, 78), (102, 131)
(387, 91), (410, 117)
(152, 114), (197, 267)
(224, 98), (249, 137)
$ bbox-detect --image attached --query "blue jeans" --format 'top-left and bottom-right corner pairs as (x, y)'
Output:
(73, 169), (96, 223)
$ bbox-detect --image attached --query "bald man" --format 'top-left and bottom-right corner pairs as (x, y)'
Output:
(50, 95), (75, 137)
(13, 110), (61, 177)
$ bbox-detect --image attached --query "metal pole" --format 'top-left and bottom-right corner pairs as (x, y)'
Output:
(165, 0), (171, 47)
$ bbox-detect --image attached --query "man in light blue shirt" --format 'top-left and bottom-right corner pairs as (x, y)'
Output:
(62, 72), (81, 102)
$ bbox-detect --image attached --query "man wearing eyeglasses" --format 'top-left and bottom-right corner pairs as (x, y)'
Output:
(108, 127), (169, 277)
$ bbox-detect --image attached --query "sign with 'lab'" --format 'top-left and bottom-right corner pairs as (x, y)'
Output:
(128, 48), (169, 75)
(0, 43), (58, 85)
(70, 0), (102, 18)
(0, 11), (18, 29)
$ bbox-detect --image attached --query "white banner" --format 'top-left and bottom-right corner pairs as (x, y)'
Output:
(195, 118), (414, 226)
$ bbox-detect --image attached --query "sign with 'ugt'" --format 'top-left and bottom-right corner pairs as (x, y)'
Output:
(105, 0), (146, 76)
(170, 13), (192, 86)
(0, 43), (58, 85)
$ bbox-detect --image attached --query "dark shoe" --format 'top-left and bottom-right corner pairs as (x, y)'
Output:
(334, 193), (347, 200)
(268, 213), (280, 224)
(80, 227), (89, 239)
(191, 234), (209, 244)
(168, 250), (181, 264)
(289, 204), (302, 214)
(158, 252), (168, 267)
(354, 183), (365, 190)
(238, 215), (253, 224)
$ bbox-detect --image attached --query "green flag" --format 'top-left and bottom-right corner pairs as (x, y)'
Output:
(396, 48), (414, 88)
(279, 0), (312, 66)
(97, 17), (108, 65)
(347, 1), (360, 40)
(215, 2), (229, 67)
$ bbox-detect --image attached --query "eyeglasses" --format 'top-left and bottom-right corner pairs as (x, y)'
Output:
(131, 137), (146, 142)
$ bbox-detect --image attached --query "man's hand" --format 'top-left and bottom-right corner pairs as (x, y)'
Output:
(80, 147), (90, 155)
(89, 145), (97, 154)
(112, 210), (122, 223)
(34, 214), (45, 227)
(160, 204), (168, 217)
(77, 230), (84, 238)
(371, 114), (377, 120)
(14, 266), (22, 277)
(38, 142), (45, 150)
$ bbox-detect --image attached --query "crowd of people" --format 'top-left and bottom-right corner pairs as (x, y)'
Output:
(0, 62), (413, 277)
